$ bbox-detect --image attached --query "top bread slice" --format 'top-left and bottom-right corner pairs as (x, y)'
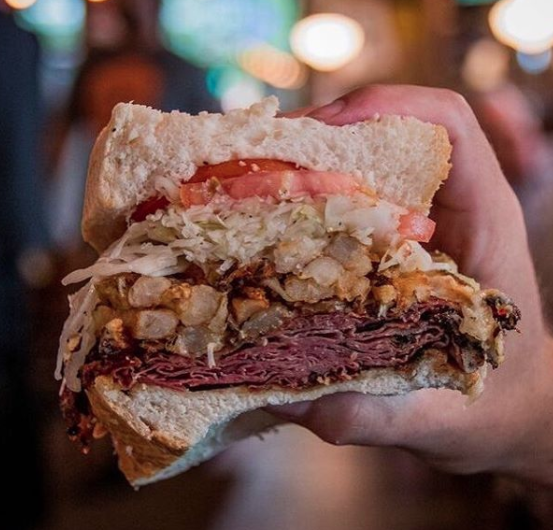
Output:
(83, 97), (452, 252)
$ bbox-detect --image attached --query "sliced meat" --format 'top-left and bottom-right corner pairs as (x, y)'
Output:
(80, 300), (481, 393)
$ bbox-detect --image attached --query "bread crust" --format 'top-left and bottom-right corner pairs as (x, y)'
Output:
(83, 98), (451, 252)
(87, 351), (482, 486)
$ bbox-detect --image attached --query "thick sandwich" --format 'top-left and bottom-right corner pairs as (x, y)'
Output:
(57, 97), (519, 486)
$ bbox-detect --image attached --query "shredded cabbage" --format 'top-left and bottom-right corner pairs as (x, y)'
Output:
(64, 193), (413, 286)
(62, 247), (179, 285)
(56, 279), (99, 391)
(379, 241), (457, 274)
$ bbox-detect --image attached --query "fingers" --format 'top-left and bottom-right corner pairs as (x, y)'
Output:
(305, 85), (526, 281)
(308, 85), (508, 214)
(267, 392), (411, 447)
(308, 85), (477, 145)
(266, 389), (480, 457)
(267, 386), (545, 477)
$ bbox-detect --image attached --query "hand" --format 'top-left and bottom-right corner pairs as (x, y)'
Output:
(270, 85), (553, 485)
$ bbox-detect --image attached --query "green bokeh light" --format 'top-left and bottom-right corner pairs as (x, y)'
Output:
(15, 0), (85, 52)
(456, 0), (498, 6)
(160, 0), (299, 67)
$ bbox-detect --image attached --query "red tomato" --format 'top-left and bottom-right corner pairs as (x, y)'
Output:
(189, 159), (302, 183)
(180, 182), (214, 208)
(131, 196), (170, 222)
(222, 171), (361, 200)
(398, 211), (436, 242)
(180, 170), (361, 206)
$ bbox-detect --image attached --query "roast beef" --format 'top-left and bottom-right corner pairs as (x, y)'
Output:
(80, 299), (481, 393)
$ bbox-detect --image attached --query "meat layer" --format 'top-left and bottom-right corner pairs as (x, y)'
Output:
(80, 299), (488, 393)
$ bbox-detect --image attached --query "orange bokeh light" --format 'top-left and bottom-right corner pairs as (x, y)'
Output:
(5, 0), (37, 10)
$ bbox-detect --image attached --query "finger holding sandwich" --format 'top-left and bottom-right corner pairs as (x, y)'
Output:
(57, 85), (527, 486)
(270, 85), (553, 485)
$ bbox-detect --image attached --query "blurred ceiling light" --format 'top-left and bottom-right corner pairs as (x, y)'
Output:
(516, 48), (552, 74)
(290, 13), (365, 71)
(87, 0), (109, 3)
(5, 0), (37, 10)
(239, 44), (307, 89)
(462, 38), (510, 91)
(489, 0), (553, 54)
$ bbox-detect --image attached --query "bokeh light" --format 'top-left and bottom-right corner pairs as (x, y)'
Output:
(15, 0), (85, 51)
(489, 0), (553, 54)
(220, 77), (265, 112)
(462, 38), (510, 91)
(239, 44), (307, 89)
(516, 49), (552, 75)
(160, 0), (298, 67)
(290, 13), (365, 71)
(206, 66), (249, 100)
(5, 0), (37, 10)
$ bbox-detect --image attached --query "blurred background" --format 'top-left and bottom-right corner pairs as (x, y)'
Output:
(1, 0), (553, 529)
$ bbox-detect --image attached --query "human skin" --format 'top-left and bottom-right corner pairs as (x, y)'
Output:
(269, 85), (553, 485)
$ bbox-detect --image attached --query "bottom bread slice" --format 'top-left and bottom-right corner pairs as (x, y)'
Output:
(86, 350), (483, 486)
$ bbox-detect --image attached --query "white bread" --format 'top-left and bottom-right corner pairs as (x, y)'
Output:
(83, 97), (451, 251)
(87, 351), (483, 486)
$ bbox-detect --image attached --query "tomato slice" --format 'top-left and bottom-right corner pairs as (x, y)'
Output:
(134, 160), (305, 216)
(180, 170), (361, 206)
(180, 181), (214, 208)
(131, 196), (170, 222)
(398, 211), (436, 242)
(189, 159), (302, 183)
(223, 171), (361, 200)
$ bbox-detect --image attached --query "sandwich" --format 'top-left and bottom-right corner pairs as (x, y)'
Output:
(57, 97), (519, 486)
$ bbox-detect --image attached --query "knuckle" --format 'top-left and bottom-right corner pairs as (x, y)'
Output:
(304, 395), (368, 446)
(338, 87), (370, 113)
(343, 84), (386, 108)
(439, 88), (468, 109)
(438, 89), (476, 124)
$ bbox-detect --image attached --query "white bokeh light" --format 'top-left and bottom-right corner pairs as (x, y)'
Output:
(489, 0), (553, 54)
(220, 78), (265, 112)
(290, 13), (365, 71)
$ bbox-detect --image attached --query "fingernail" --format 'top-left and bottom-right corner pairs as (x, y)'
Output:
(307, 99), (346, 121)
(277, 105), (317, 118)
(265, 402), (312, 421)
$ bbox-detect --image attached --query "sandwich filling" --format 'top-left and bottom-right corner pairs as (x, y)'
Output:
(58, 159), (520, 449)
